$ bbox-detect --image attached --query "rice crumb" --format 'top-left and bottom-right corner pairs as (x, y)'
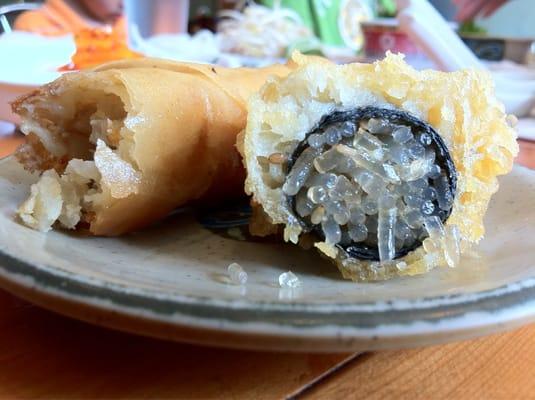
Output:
(227, 262), (248, 285)
(278, 271), (301, 288)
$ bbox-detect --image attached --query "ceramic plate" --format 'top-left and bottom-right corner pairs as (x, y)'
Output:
(0, 156), (534, 352)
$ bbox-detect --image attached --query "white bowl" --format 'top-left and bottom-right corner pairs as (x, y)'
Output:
(0, 32), (74, 123)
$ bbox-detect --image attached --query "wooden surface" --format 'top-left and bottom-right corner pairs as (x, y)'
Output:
(304, 324), (535, 400)
(516, 138), (535, 168)
(0, 290), (355, 399)
(0, 132), (534, 399)
(0, 132), (22, 158)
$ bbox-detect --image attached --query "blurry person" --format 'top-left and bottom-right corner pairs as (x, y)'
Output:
(453, 0), (509, 21)
(14, 0), (123, 36)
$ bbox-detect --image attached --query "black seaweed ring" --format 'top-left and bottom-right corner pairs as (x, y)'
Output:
(286, 106), (458, 261)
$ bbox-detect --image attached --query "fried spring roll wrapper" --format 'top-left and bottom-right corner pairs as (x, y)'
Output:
(13, 58), (291, 235)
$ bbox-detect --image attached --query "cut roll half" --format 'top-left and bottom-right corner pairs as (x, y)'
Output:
(13, 58), (290, 235)
(241, 53), (518, 281)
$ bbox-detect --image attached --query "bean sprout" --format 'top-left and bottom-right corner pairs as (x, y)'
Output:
(218, 1), (314, 58)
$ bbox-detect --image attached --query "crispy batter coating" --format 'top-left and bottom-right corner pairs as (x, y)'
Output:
(241, 53), (518, 281)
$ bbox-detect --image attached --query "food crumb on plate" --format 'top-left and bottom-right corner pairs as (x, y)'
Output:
(278, 271), (301, 288)
(227, 262), (248, 285)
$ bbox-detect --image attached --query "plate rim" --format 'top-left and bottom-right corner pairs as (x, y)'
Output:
(1, 244), (534, 332)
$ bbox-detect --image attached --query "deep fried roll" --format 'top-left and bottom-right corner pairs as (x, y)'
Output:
(241, 53), (518, 281)
(13, 58), (290, 235)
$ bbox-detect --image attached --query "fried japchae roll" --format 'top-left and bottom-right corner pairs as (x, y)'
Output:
(241, 53), (518, 281)
(13, 58), (290, 235)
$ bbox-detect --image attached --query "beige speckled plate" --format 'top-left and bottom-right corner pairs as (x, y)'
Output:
(0, 156), (534, 352)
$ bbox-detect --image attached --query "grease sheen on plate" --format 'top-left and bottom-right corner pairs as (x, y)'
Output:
(0, 156), (534, 352)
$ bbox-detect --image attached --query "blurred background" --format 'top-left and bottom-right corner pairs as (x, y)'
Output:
(0, 0), (535, 65)
(0, 0), (535, 130)
(2, 0), (535, 61)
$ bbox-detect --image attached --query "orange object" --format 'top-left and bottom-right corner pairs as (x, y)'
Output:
(14, 0), (137, 71)
(15, 0), (104, 36)
(60, 26), (141, 71)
